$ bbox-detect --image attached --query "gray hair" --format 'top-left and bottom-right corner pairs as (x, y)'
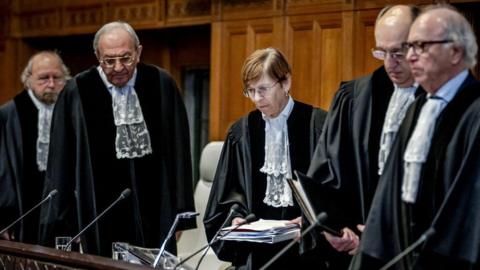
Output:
(93, 21), (140, 57)
(423, 4), (478, 68)
(21, 50), (71, 89)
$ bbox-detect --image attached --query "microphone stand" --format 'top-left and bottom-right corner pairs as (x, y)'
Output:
(0, 189), (58, 235)
(152, 211), (200, 268)
(379, 228), (435, 270)
(64, 188), (131, 250)
(174, 213), (255, 270)
(259, 212), (328, 270)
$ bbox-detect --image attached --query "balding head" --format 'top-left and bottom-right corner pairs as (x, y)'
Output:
(406, 5), (477, 93)
(374, 5), (419, 87)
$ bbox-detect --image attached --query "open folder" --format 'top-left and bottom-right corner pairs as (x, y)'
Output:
(288, 171), (342, 237)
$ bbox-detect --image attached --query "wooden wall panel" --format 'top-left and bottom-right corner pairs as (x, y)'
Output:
(352, 9), (382, 78)
(209, 18), (281, 140)
(286, 13), (343, 111)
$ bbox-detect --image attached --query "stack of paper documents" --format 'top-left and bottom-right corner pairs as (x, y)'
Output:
(218, 219), (300, 244)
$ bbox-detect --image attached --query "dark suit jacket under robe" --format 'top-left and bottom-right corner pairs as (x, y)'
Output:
(0, 90), (47, 244)
(38, 63), (196, 257)
(204, 101), (327, 270)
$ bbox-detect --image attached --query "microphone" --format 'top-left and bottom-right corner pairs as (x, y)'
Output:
(379, 227), (435, 270)
(173, 206), (251, 270)
(0, 189), (58, 236)
(259, 212), (328, 270)
(64, 188), (131, 250)
(194, 213), (257, 270)
(152, 211), (200, 268)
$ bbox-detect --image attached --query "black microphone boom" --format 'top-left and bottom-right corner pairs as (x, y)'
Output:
(259, 212), (328, 270)
(379, 228), (435, 270)
(64, 188), (131, 250)
(0, 189), (58, 236)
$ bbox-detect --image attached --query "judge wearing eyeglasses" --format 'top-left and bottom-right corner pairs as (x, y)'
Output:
(204, 47), (327, 269)
(0, 51), (70, 244)
(38, 21), (196, 257)
(305, 5), (422, 268)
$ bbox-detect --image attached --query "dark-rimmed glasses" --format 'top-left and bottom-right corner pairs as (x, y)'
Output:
(244, 80), (281, 98)
(100, 55), (136, 69)
(371, 48), (406, 61)
(402, 40), (454, 55)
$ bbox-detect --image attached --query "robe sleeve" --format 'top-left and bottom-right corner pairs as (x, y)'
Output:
(203, 121), (250, 262)
(157, 69), (196, 231)
(0, 103), (19, 230)
(306, 81), (359, 231)
(429, 102), (480, 265)
(38, 80), (83, 248)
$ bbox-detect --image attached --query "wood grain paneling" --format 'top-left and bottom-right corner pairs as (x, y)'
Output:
(209, 18), (282, 140)
(285, 12), (344, 110)
(352, 9), (382, 78)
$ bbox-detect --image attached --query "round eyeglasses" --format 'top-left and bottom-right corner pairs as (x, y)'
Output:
(243, 80), (281, 98)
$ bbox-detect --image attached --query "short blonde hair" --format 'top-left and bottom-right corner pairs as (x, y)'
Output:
(241, 48), (291, 94)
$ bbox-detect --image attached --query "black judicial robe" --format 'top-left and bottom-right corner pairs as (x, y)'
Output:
(354, 74), (480, 270)
(203, 101), (326, 269)
(419, 96), (480, 269)
(307, 66), (398, 235)
(0, 90), (46, 244)
(38, 63), (195, 257)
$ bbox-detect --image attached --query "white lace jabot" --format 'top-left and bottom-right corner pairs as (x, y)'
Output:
(97, 67), (153, 159)
(28, 90), (55, 171)
(260, 96), (294, 207)
(378, 84), (417, 175)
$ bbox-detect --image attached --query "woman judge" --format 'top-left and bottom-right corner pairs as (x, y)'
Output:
(204, 48), (328, 269)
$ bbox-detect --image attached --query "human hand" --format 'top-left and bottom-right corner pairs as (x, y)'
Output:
(324, 227), (359, 254)
(286, 216), (302, 228)
(1, 230), (11, 241)
(232, 217), (246, 226)
(175, 231), (183, 241)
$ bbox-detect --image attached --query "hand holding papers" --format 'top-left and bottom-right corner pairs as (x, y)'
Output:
(219, 219), (301, 244)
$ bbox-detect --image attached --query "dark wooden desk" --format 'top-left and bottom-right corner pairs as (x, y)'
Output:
(0, 240), (154, 270)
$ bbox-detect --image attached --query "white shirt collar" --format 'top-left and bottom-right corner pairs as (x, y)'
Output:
(428, 69), (468, 102)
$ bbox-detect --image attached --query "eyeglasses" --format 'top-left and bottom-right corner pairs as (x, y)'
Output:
(244, 80), (280, 98)
(100, 55), (136, 69)
(402, 40), (454, 55)
(35, 75), (66, 85)
(371, 47), (406, 61)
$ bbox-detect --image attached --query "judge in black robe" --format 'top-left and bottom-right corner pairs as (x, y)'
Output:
(204, 102), (327, 269)
(204, 48), (327, 270)
(354, 7), (480, 268)
(306, 8), (421, 266)
(307, 66), (394, 233)
(39, 22), (195, 257)
(0, 51), (70, 244)
(354, 74), (480, 270)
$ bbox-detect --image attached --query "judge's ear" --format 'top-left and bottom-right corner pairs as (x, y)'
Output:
(282, 74), (292, 94)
